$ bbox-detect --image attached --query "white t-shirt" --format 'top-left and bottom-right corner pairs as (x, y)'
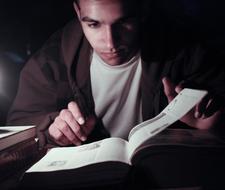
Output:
(90, 51), (142, 139)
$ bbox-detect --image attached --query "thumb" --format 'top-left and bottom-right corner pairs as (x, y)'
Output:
(162, 77), (177, 103)
(175, 83), (183, 94)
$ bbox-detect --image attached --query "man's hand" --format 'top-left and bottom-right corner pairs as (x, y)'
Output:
(48, 101), (96, 146)
(162, 77), (222, 129)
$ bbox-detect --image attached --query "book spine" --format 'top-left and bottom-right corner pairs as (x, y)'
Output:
(0, 139), (40, 182)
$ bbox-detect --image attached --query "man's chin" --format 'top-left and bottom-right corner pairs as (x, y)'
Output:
(99, 52), (133, 66)
(102, 58), (124, 66)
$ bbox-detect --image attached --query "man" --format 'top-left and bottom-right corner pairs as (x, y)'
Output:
(7, 0), (225, 147)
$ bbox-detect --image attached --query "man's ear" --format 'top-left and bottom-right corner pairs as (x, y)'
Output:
(73, 2), (81, 20)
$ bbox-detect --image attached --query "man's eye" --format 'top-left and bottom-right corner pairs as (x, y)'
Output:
(118, 18), (137, 29)
(87, 23), (99, 28)
(116, 22), (133, 31)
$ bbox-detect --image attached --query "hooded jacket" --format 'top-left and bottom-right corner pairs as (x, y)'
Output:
(7, 19), (225, 146)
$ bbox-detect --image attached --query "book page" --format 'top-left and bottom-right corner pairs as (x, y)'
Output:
(127, 88), (207, 158)
(162, 88), (208, 118)
(26, 137), (130, 173)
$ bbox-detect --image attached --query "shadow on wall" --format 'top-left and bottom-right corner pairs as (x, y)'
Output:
(0, 52), (24, 125)
(149, 0), (225, 50)
(0, 0), (74, 59)
(0, 1), (74, 125)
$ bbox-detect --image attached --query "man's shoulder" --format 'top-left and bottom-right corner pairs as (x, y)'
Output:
(42, 18), (83, 50)
(31, 18), (85, 67)
(61, 18), (85, 60)
(61, 18), (84, 43)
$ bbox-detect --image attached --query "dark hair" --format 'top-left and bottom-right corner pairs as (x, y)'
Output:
(73, 0), (149, 23)
(73, 0), (80, 9)
(74, 0), (140, 6)
(74, 0), (150, 19)
(74, 0), (142, 13)
(74, 0), (79, 5)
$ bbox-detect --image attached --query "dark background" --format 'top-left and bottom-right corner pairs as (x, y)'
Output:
(0, 0), (225, 58)
(0, 0), (74, 59)
(0, 0), (225, 125)
(0, 0), (75, 125)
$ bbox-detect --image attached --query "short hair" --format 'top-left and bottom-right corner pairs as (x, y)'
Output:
(73, 0), (80, 9)
(73, 0), (150, 24)
(73, 0), (140, 6)
(73, 0), (79, 5)
(73, 0), (141, 15)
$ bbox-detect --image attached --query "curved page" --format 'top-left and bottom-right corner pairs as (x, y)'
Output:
(127, 88), (207, 158)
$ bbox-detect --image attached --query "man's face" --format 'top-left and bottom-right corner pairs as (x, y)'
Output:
(74, 0), (140, 66)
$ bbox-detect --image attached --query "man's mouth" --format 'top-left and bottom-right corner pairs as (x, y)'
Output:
(100, 49), (125, 59)
(101, 52), (120, 58)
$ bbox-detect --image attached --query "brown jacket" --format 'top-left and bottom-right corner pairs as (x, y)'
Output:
(7, 19), (225, 146)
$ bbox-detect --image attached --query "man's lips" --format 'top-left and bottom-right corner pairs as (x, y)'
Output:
(100, 50), (124, 59)
(101, 52), (119, 58)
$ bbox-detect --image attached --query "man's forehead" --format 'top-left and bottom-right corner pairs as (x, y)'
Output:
(77, 0), (135, 4)
(78, 0), (138, 16)
(78, 0), (139, 23)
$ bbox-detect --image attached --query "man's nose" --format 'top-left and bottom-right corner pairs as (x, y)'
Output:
(105, 26), (117, 51)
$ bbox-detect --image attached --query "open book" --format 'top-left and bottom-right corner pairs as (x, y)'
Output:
(21, 89), (209, 188)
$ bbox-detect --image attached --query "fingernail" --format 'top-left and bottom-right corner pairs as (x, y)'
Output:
(194, 112), (200, 118)
(202, 114), (207, 119)
(78, 117), (85, 125)
(81, 136), (87, 141)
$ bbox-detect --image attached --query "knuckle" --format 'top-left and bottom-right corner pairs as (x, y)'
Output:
(60, 123), (69, 132)
(49, 121), (71, 144)
(60, 109), (70, 119)
(70, 136), (76, 142)
(65, 113), (74, 123)
(74, 125), (81, 134)
(60, 109), (69, 118)
(59, 138), (71, 146)
(68, 101), (77, 110)
(54, 116), (61, 123)
(54, 133), (63, 141)
(50, 129), (63, 141)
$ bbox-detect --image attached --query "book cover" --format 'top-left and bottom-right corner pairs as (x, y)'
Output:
(0, 125), (36, 151)
(0, 139), (40, 182)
